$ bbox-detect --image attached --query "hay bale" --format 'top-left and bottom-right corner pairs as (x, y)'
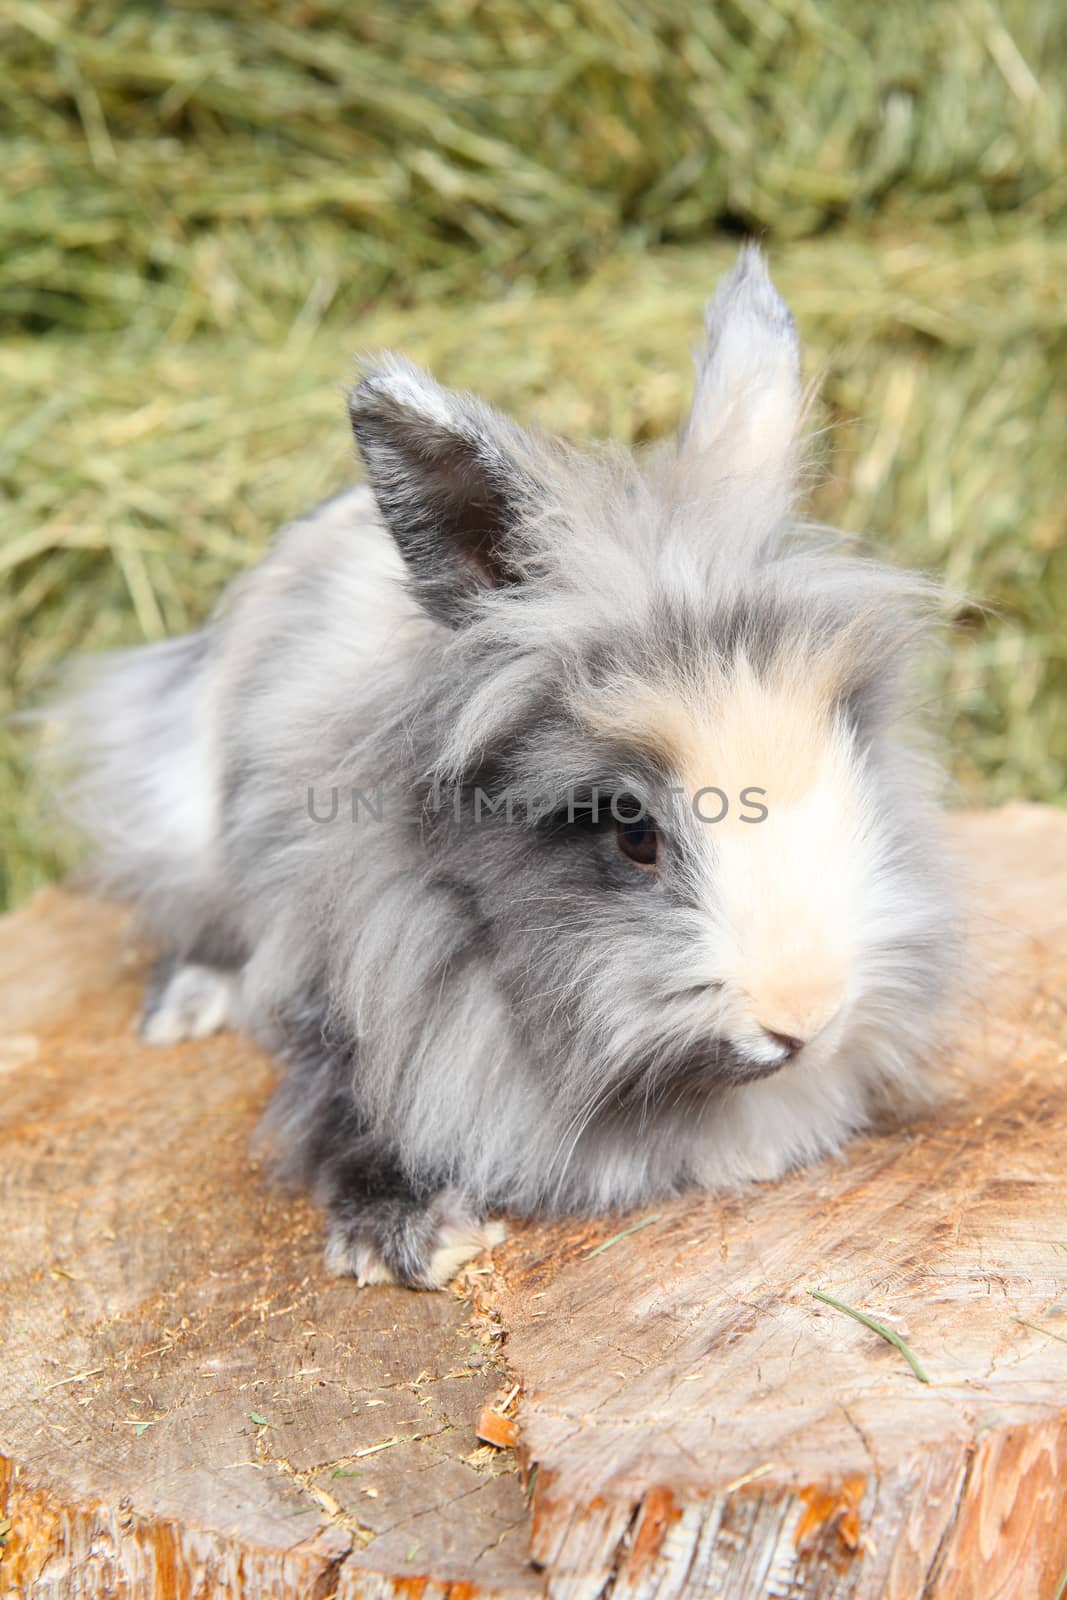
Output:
(2, 1), (1062, 331)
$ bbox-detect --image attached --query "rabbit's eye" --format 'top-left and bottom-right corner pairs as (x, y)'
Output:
(614, 798), (659, 871)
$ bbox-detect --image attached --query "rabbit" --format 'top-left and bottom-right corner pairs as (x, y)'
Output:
(50, 247), (958, 1288)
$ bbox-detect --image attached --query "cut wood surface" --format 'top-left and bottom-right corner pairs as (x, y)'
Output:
(1, 804), (1065, 1599)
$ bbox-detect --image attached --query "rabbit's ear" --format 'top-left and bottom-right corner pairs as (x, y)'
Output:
(680, 246), (801, 480)
(349, 357), (542, 626)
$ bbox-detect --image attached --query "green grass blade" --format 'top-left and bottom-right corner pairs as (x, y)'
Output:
(810, 1289), (930, 1385)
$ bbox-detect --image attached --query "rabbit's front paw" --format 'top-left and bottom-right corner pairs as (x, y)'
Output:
(324, 1190), (504, 1290)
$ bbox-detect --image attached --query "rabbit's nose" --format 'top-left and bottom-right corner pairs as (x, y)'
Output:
(748, 979), (844, 1054)
(762, 1028), (805, 1059)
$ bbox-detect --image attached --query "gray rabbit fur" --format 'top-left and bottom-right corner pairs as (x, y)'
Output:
(51, 248), (957, 1287)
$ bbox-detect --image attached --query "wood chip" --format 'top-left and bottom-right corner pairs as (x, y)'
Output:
(476, 1405), (518, 1449)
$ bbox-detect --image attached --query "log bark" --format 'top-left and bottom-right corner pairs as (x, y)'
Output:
(1, 804), (1065, 1598)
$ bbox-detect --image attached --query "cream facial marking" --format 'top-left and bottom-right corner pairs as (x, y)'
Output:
(574, 653), (862, 1053)
(572, 649), (842, 818)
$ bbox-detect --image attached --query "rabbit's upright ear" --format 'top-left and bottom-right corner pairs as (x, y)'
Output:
(349, 358), (544, 626)
(680, 246), (801, 481)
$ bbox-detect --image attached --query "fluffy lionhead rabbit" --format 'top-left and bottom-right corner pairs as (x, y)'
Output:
(53, 248), (957, 1288)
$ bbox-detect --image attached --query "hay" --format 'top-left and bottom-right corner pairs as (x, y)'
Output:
(1, 1), (1065, 905)
(3, 0), (1063, 330)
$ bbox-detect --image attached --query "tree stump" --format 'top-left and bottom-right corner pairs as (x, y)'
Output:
(1, 804), (1065, 1599)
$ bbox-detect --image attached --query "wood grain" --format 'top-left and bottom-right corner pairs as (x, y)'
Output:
(1, 804), (1065, 1598)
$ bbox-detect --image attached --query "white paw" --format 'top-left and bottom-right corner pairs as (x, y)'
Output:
(140, 964), (238, 1045)
(324, 1213), (506, 1290)
(323, 1231), (399, 1287)
(422, 1217), (507, 1289)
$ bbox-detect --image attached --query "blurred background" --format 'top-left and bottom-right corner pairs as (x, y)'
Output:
(1, 0), (1064, 909)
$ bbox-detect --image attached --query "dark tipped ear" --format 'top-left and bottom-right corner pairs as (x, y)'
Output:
(348, 357), (540, 627)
